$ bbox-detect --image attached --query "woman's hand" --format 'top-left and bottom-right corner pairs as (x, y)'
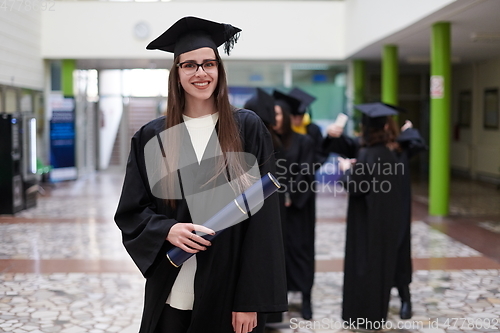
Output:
(232, 312), (257, 333)
(284, 192), (292, 207)
(338, 157), (356, 172)
(401, 120), (413, 132)
(326, 123), (343, 138)
(166, 223), (215, 254)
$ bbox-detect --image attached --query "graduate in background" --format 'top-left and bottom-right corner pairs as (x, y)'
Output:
(324, 104), (426, 320)
(244, 89), (285, 237)
(386, 118), (427, 319)
(273, 90), (316, 320)
(244, 88), (287, 325)
(288, 87), (328, 167)
(243, 88), (283, 160)
(115, 17), (287, 333)
(336, 106), (403, 328)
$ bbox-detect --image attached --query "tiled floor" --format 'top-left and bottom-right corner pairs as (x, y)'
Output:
(1, 171), (500, 333)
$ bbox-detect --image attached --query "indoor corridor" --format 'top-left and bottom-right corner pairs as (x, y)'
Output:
(1, 172), (500, 333)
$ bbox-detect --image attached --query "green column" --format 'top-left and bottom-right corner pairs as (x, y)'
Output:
(429, 22), (451, 216)
(353, 60), (365, 105)
(382, 45), (398, 106)
(62, 59), (76, 97)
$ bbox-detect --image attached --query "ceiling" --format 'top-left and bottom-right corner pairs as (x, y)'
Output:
(350, 0), (500, 65)
(78, 0), (500, 70)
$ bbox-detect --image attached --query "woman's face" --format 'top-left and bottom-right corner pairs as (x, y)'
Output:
(273, 105), (283, 133)
(291, 114), (304, 127)
(178, 47), (219, 103)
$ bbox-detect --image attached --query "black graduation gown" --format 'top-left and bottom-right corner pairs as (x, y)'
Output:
(266, 147), (288, 324)
(341, 144), (402, 325)
(277, 133), (315, 295)
(306, 122), (328, 168)
(304, 123), (326, 282)
(392, 128), (426, 287)
(114, 109), (287, 333)
(324, 130), (427, 290)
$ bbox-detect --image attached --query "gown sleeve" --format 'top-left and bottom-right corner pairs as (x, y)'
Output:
(323, 134), (360, 159)
(397, 128), (427, 159)
(307, 122), (328, 167)
(114, 124), (178, 278)
(232, 111), (288, 313)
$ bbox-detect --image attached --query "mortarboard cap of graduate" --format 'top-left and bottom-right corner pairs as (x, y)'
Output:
(146, 16), (241, 58)
(355, 102), (398, 129)
(355, 102), (399, 118)
(244, 88), (276, 126)
(272, 90), (302, 116)
(288, 87), (317, 115)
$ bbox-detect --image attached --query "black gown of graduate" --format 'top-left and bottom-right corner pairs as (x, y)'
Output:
(278, 133), (316, 296)
(306, 122), (328, 167)
(392, 128), (426, 289)
(304, 123), (326, 283)
(324, 129), (426, 291)
(265, 144), (289, 324)
(340, 144), (402, 325)
(115, 109), (287, 333)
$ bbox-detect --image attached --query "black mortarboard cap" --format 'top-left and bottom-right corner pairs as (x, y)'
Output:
(288, 87), (317, 115)
(355, 102), (398, 129)
(244, 88), (276, 126)
(146, 16), (241, 58)
(272, 90), (301, 116)
(355, 102), (399, 118)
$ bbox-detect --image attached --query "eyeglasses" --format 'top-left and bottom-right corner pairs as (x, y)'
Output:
(177, 60), (219, 76)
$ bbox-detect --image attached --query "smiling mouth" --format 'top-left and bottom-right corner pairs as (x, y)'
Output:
(193, 82), (209, 87)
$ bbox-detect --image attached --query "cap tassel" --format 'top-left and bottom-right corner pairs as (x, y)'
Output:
(223, 24), (240, 55)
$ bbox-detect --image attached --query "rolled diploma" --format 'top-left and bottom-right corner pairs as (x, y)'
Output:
(166, 172), (281, 267)
(334, 113), (348, 128)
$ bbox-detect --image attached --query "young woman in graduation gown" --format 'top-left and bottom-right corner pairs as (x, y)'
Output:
(288, 87), (328, 168)
(114, 17), (287, 333)
(387, 119), (427, 319)
(336, 114), (403, 328)
(325, 115), (426, 320)
(244, 88), (288, 324)
(272, 95), (316, 320)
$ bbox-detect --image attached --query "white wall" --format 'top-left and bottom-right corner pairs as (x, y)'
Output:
(451, 59), (500, 178)
(99, 70), (123, 170)
(0, 9), (43, 89)
(41, 1), (345, 61)
(344, 0), (455, 57)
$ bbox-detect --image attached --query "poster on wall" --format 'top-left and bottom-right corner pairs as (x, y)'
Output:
(50, 95), (77, 181)
(228, 86), (257, 108)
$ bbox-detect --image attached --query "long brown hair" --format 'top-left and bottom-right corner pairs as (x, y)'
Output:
(275, 100), (293, 149)
(360, 115), (390, 147)
(385, 116), (401, 152)
(164, 50), (252, 208)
